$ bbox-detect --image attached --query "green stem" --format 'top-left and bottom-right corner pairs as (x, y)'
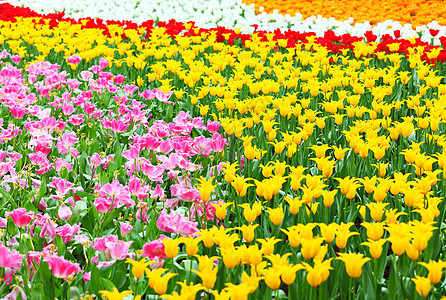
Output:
(348, 277), (354, 300)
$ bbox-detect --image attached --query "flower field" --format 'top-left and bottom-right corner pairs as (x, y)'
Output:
(1, 1), (446, 299)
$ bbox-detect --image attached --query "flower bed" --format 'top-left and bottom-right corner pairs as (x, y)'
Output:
(0, 2), (446, 300)
(5, 0), (446, 44)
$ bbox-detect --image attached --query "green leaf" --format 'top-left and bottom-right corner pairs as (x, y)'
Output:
(75, 191), (96, 200)
(112, 262), (130, 290)
(362, 262), (377, 300)
(36, 261), (55, 299)
(130, 231), (144, 249)
(35, 177), (47, 204)
(90, 264), (100, 296)
(7, 218), (16, 235)
(31, 283), (47, 299)
(101, 278), (117, 292)
(80, 207), (95, 234)
(0, 187), (14, 209)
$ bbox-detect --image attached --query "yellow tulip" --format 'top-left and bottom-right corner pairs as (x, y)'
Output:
(336, 252), (371, 278)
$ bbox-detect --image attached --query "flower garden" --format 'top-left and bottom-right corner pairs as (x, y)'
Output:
(1, 0), (446, 299)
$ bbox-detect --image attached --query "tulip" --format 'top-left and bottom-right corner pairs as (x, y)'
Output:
(266, 205), (284, 226)
(359, 176), (377, 194)
(365, 202), (389, 222)
(180, 237), (202, 257)
(300, 237), (324, 260)
(281, 227), (301, 248)
(239, 202), (262, 223)
(336, 252), (371, 278)
(240, 244), (263, 266)
(284, 196), (304, 215)
(220, 247), (241, 269)
(237, 224), (258, 243)
(361, 239), (387, 259)
(405, 243), (420, 261)
(280, 263), (305, 285)
(258, 237), (282, 256)
(412, 276), (431, 297)
(210, 201), (232, 220)
(335, 228), (359, 250)
(230, 175), (254, 197)
(335, 176), (361, 199)
(126, 258), (154, 279)
(162, 238), (179, 259)
(195, 176), (216, 203)
(418, 260), (445, 284)
(322, 189), (337, 208)
(222, 162), (239, 184)
(192, 267), (218, 290)
(362, 222), (385, 241)
(0, 244), (23, 269)
(332, 145), (349, 160)
(44, 255), (80, 279)
(301, 259), (333, 287)
(99, 288), (133, 300)
(318, 223), (339, 244)
(147, 270), (177, 295)
(262, 267), (282, 290)
(197, 228), (215, 248)
(5, 208), (34, 227)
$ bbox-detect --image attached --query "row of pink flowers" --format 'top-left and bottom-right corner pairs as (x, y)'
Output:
(0, 47), (227, 286)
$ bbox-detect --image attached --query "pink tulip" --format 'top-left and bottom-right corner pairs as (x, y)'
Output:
(0, 244), (23, 268)
(10, 54), (22, 64)
(66, 54), (81, 64)
(142, 240), (166, 259)
(210, 133), (227, 152)
(7, 105), (27, 119)
(83, 101), (95, 114)
(80, 71), (93, 81)
(99, 58), (109, 69)
(93, 235), (118, 255)
(151, 185), (165, 200)
(159, 139), (173, 154)
(113, 75), (125, 85)
(89, 65), (102, 74)
(0, 217), (6, 228)
(56, 132), (78, 155)
(105, 240), (132, 260)
(6, 208), (34, 227)
(90, 153), (103, 170)
(123, 84), (138, 96)
(67, 78), (81, 90)
(55, 158), (73, 174)
(44, 255), (80, 279)
(61, 102), (74, 115)
(154, 89), (174, 104)
(55, 223), (80, 243)
(57, 204), (72, 221)
(119, 222), (133, 236)
(156, 209), (198, 237)
(206, 121), (221, 133)
(136, 203), (149, 223)
(68, 114), (84, 125)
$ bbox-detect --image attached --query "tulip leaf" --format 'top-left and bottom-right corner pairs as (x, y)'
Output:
(90, 263), (101, 296)
(75, 191), (96, 200)
(31, 284), (46, 299)
(362, 262), (376, 300)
